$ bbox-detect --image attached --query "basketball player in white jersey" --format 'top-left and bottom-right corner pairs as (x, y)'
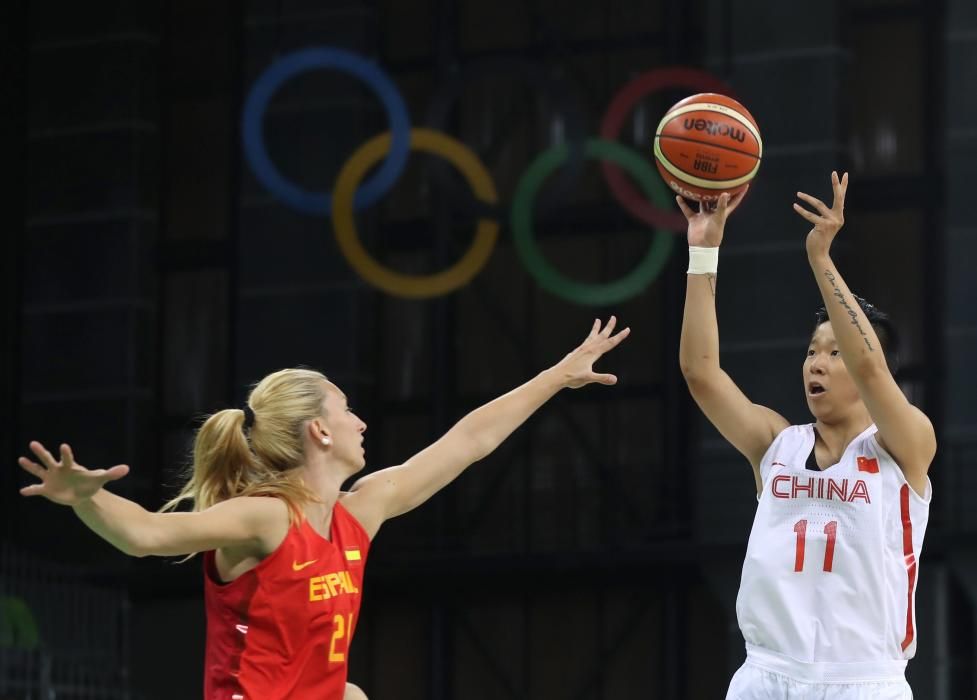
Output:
(677, 172), (935, 699)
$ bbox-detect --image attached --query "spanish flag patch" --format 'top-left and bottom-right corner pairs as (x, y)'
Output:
(344, 548), (362, 562)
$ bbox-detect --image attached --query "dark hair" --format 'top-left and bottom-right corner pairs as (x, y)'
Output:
(813, 294), (899, 366)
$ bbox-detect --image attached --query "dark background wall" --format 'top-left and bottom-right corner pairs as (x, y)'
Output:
(2, 0), (975, 698)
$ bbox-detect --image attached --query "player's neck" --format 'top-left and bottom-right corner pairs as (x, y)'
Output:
(814, 407), (873, 459)
(297, 459), (347, 511)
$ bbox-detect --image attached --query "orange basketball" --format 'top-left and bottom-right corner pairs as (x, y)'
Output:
(653, 93), (762, 202)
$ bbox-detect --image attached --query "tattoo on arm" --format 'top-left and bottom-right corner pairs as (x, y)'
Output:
(823, 270), (875, 352)
(707, 273), (717, 297)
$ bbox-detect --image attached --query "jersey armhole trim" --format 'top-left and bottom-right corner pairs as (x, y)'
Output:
(755, 424), (800, 491)
(870, 434), (932, 504)
(206, 518), (295, 588)
(333, 500), (373, 552)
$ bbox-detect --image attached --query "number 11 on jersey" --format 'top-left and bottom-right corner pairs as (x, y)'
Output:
(793, 519), (838, 573)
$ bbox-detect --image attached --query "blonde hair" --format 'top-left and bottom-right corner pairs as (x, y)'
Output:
(161, 368), (333, 522)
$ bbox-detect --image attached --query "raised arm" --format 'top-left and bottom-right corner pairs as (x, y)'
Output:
(18, 442), (287, 557)
(795, 171), (935, 495)
(342, 318), (630, 537)
(678, 189), (789, 491)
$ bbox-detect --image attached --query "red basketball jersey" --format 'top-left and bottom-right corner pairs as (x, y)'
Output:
(203, 500), (370, 699)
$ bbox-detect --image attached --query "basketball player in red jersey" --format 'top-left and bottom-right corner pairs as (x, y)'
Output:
(678, 173), (935, 699)
(18, 317), (629, 700)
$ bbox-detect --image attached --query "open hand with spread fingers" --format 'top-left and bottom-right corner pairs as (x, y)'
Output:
(795, 171), (848, 259)
(552, 316), (631, 389)
(18, 441), (129, 506)
(675, 187), (749, 248)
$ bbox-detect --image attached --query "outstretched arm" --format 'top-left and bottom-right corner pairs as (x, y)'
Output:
(18, 442), (287, 557)
(343, 317), (630, 537)
(795, 171), (935, 495)
(678, 189), (789, 492)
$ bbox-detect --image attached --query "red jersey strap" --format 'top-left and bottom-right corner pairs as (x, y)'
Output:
(330, 500), (371, 565)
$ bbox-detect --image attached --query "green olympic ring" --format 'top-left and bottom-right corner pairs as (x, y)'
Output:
(512, 139), (675, 307)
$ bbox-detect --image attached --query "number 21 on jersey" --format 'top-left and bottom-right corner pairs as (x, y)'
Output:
(329, 613), (355, 663)
(793, 519), (837, 572)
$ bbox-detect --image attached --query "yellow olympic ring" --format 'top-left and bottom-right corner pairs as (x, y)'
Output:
(331, 128), (499, 299)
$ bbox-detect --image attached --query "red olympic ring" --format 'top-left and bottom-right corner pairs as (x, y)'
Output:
(599, 67), (735, 233)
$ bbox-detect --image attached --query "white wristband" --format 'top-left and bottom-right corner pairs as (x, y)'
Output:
(687, 246), (719, 275)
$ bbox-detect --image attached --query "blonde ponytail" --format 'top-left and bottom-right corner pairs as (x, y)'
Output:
(162, 368), (333, 522)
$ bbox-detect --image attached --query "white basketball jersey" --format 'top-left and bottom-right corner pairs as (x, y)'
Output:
(736, 424), (931, 666)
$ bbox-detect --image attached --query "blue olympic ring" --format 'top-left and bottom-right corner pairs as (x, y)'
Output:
(242, 47), (411, 215)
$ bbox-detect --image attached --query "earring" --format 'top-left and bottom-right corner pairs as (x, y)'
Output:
(321, 437), (331, 446)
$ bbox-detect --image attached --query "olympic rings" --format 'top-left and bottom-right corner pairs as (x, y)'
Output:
(332, 128), (499, 299)
(242, 47), (411, 215)
(512, 139), (674, 307)
(424, 57), (587, 218)
(243, 47), (734, 305)
(599, 67), (733, 232)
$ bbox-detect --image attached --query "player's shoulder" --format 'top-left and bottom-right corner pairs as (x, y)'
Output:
(209, 496), (294, 545)
(193, 497), (294, 562)
(335, 493), (375, 541)
(756, 423), (812, 467)
(846, 425), (912, 476)
(210, 495), (291, 518)
(769, 422), (814, 445)
(850, 424), (895, 462)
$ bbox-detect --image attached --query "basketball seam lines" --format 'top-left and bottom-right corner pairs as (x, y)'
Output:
(654, 137), (760, 189)
(654, 134), (762, 161)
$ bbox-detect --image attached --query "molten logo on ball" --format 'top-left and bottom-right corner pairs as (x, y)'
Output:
(682, 118), (748, 143)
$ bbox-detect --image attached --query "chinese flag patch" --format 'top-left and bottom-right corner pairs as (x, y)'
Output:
(857, 456), (880, 473)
